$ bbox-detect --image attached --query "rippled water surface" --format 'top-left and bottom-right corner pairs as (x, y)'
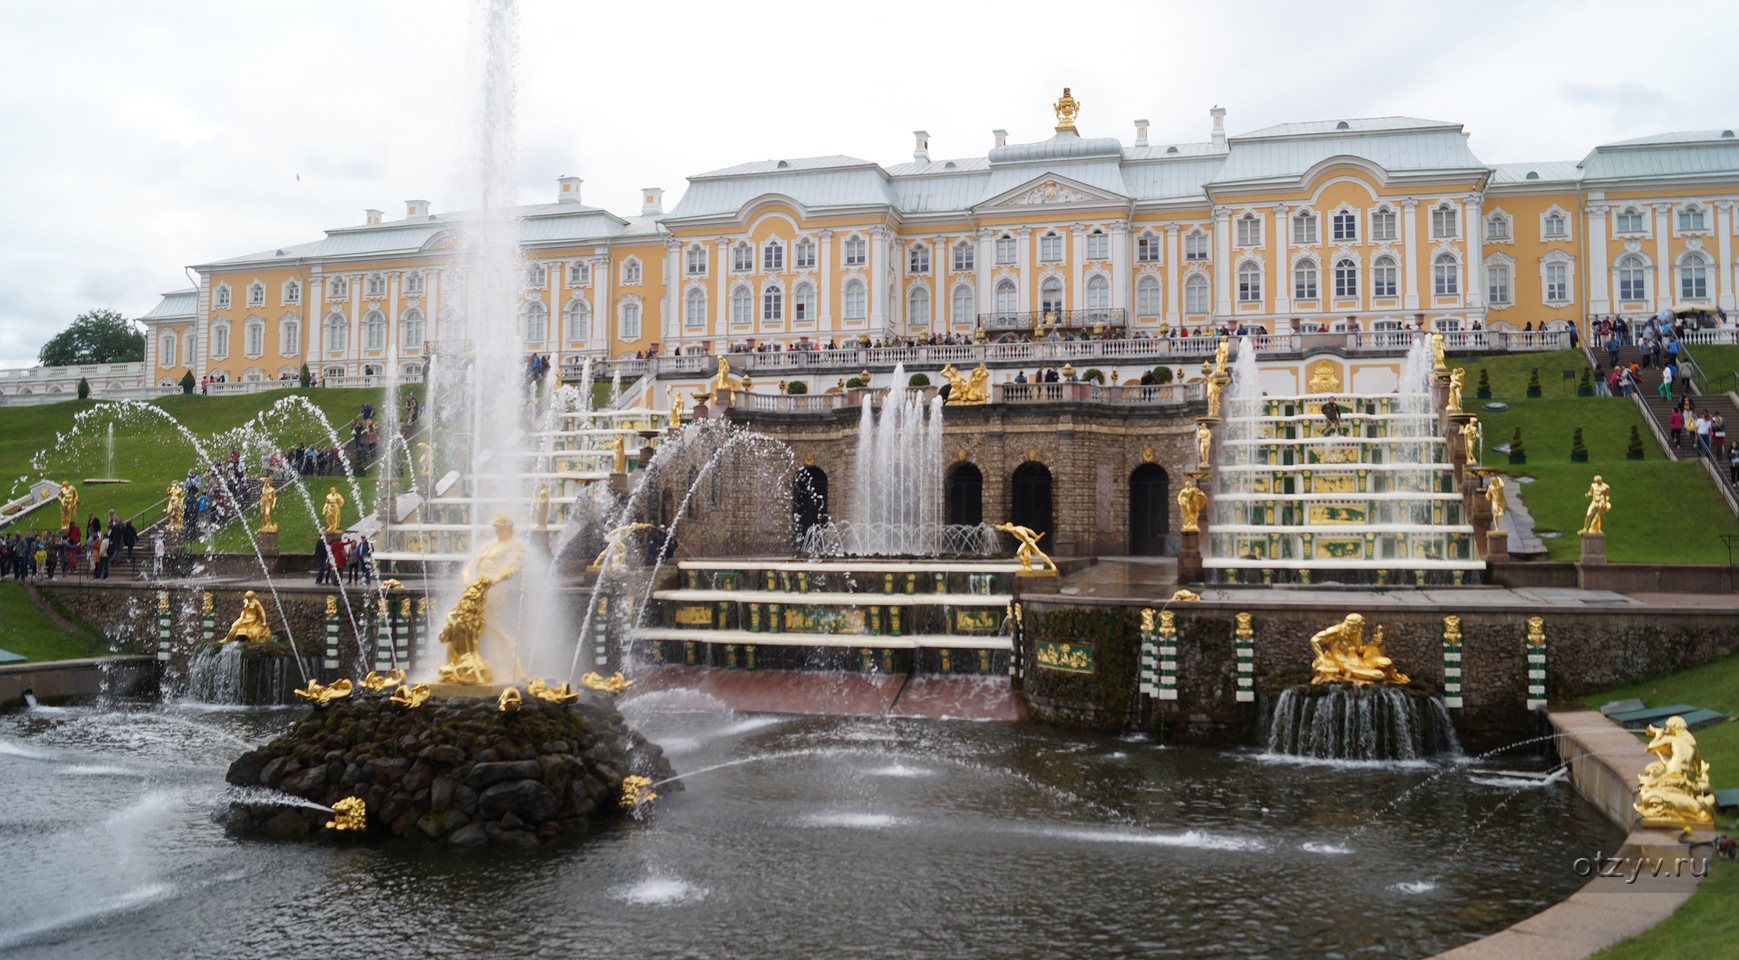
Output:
(0, 698), (1619, 959)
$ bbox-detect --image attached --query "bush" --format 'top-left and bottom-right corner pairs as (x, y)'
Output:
(1151, 366), (1173, 385)
(1627, 424), (1645, 460)
(1082, 368), (1105, 384)
(76, 376), (90, 399)
(299, 363), (312, 388)
(1476, 368), (1491, 399)
(1526, 367), (1542, 397)
(1570, 427), (1588, 462)
(785, 381), (807, 395)
(1508, 427), (1527, 464)
(845, 377), (865, 389)
(180, 370), (196, 394)
(1577, 367), (1593, 396)
(908, 373), (930, 387)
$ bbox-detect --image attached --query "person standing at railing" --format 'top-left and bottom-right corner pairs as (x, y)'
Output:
(1713, 412), (1726, 460)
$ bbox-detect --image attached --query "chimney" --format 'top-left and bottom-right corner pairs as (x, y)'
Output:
(993, 128), (1008, 149)
(1134, 119), (1150, 148)
(1210, 106), (1227, 149)
(364, 209), (383, 225)
(405, 199), (430, 218)
(557, 175), (583, 204)
(641, 187), (664, 216)
(913, 130), (930, 164)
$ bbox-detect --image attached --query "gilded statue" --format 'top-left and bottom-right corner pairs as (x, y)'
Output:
(57, 481), (79, 529)
(967, 363), (991, 403)
(1176, 477), (1207, 533)
(592, 522), (653, 572)
(1213, 338), (1230, 379)
(388, 683), (430, 709)
(1203, 362), (1225, 417)
(1308, 613), (1410, 685)
(1580, 475), (1611, 535)
(323, 486), (345, 533)
(527, 678), (580, 703)
(1446, 368), (1465, 414)
(1053, 88), (1083, 132)
(1633, 715), (1716, 826)
(533, 483), (550, 530)
(437, 576), (496, 685)
(1196, 422), (1213, 468)
(257, 477), (277, 533)
(325, 796), (367, 831)
(416, 442), (433, 479)
(220, 590), (273, 643)
(612, 434), (627, 475)
(993, 521), (1056, 573)
(165, 481), (185, 533)
(1431, 331), (1447, 372)
(1485, 474), (1507, 520)
(497, 687), (522, 712)
(581, 671), (635, 694)
(669, 391), (685, 424)
(620, 775), (658, 809)
(940, 363), (970, 402)
(1170, 589), (1201, 602)
(359, 669), (405, 692)
(293, 678), (353, 703)
(1462, 418), (1480, 463)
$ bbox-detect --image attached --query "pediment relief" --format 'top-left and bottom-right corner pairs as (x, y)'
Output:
(981, 174), (1124, 209)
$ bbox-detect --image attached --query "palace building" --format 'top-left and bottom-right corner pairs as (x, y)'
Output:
(137, 93), (1739, 387)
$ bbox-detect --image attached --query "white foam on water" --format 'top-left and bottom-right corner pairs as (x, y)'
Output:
(1390, 881), (1438, 894)
(1302, 842), (1353, 855)
(0, 882), (177, 950)
(1245, 752), (1438, 772)
(800, 813), (910, 829)
(0, 739), (54, 759)
(867, 763), (934, 778)
(1033, 826), (1267, 853)
(617, 877), (708, 906)
(58, 765), (146, 777)
(1468, 775), (1561, 789)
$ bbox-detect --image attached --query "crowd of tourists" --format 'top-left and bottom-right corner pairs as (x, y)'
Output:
(3, 511), (141, 582)
(312, 532), (375, 586)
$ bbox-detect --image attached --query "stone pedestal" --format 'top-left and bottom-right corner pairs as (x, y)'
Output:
(1485, 529), (1509, 564)
(255, 530), (278, 556)
(427, 681), (516, 700)
(639, 445), (656, 468)
(608, 472), (629, 498)
(1178, 529), (1203, 584)
(1579, 533), (1606, 564)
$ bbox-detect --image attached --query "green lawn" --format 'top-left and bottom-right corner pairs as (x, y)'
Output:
(1683, 343), (1739, 395)
(0, 581), (100, 662)
(1579, 649), (1739, 796)
(1450, 352), (1739, 562)
(1591, 859), (1738, 960)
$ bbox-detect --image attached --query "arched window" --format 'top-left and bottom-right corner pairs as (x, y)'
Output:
(1136, 275), (1161, 316)
(908, 287), (930, 327)
(1679, 205), (1706, 232)
(1333, 258), (1358, 299)
(1237, 262), (1262, 301)
(995, 279), (1018, 316)
(1370, 206), (1397, 241)
(159, 331), (177, 368)
(1616, 207), (1645, 233)
(437, 307), (462, 342)
(1542, 213), (1566, 238)
(686, 245), (707, 275)
(1293, 212), (1317, 244)
(211, 319), (230, 358)
(214, 284), (231, 309)
(951, 284), (974, 327)
(184, 330), (197, 366)
(247, 281), (265, 307)
(909, 244), (930, 273)
(364, 310), (387, 350)
(792, 283), (815, 322)
(1086, 229), (1108, 260)
(685, 288), (707, 328)
(1040, 277), (1064, 315)
(1040, 231), (1063, 262)
(621, 301), (642, 340)
(953, 241), (975, 271)
(521, 302), (547, 344)
(1372, 257), (1398, 298)
(762, 284), (783, 322)
(566, 300), (590, 341)
(945, 462), (982, 526)
(1617, 255), (1648, 301)
(995, 234), (1016, 264)
(1681, 253), (1709, 299)
(1294, 260), (1318, 300)
(1086, 275), (1109, 312)
(733, 285), (755, 324)
(622, 258), (642, 284)
(734, 243), (755, 272)
(363, 274), (385, 296)
(401, 308), (425, 350)
(244, 317), (264, 357)
(1433, 255), (1459, 296)
(1185, 274), (1210, 314)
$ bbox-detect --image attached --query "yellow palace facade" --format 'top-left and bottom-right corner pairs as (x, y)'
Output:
(140, 95), (1739, 385)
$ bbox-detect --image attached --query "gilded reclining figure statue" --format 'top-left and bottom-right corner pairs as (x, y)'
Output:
(1308, 613), (1409, 686)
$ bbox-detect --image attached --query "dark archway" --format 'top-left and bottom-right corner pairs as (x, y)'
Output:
(1010, 461), (1053, 548)
(1129, 462), (1171, 556)
(945, 462), (983, 526)
(792, 466), (828, 545)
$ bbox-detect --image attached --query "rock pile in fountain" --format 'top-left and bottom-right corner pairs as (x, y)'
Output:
(221, 689), (677, 847)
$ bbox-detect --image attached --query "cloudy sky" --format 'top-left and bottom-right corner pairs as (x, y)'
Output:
(2, 0), (1735, 368)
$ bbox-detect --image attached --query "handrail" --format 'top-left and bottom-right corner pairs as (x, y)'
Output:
(1696, 453), (1739, 520)
(1627, 388), (1681, 462)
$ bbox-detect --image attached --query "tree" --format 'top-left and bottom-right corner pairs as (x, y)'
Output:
(37, 309), (144, 366)
(180, 370), (196, 394)
(77, 376), (90, 399)
(299, 363), (312, 389)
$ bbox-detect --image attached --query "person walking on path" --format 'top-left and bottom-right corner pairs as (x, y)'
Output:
(1606, 333), (1621, 370)
(1670, 409), (1685, 449)
(1659, 363), (1675, 399)
(1696, 411), (1714, 458)
(153, 535), (165, 580)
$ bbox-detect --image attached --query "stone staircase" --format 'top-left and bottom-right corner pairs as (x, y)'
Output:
(1606, 343), (1738, 461)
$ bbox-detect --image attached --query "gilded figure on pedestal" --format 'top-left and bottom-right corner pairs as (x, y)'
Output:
(1308, 613), (1409, 685)
(1580, 475), (1611, 535)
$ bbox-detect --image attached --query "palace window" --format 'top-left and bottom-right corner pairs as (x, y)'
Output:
(1136, 275), (1161, 316)
(1040, 232), (1062, 262)
(1293, 213), (1317, 244)
(1681, 254), (1709, 299)
(1040, 278), (1064, 314)
(1371, 208), (1397, 241)
(622, 302), (641, 341)
(1086, 275), (1109, 311)
(438, 307), (462, 341)
(520, 303), (546, 344)
(1086, 230), (1108, 260)
(1237, 262), (1262, 302)
(279, 319), (299, 356)
(525, 264), (546, 288)
(184, 330), (197, 365)
(1332, 211), (1357, 242)
(954, 241), (974, 271)
(325, 314), (347, 355)
(1485, 215), (1508, 240)
(569, 262), (591, 285)
(995, 235), (1017, 264)
(762, 285), (783, 321)
(1294, 261), (1318, 300)
(909, 244), (930, 273)
(844, 236), (866, 266)
(843, 280), (866, 320)
(404, 272), (424, 295)
(247, 282), (265, 307)
(283, 279), (301, 304)
(686, 245), (707, 275)
(1487, 264), (1510, 304)
(794, 239), (815, 269)
(1543, 213), (1566, 238)
(244, 318), (264, 357)
(567, 300), (590, 341)
(734, 243), (755, 272)
(401, 309), (424, 350)
(685, 288), (707, 328)
(1185, 274), (1210, 314)
(908, 287), (930, 327)
(732, 286), (753, 325)
(793, 283), (815, 322)
(623, 258), (642, 284)
(211, 320), (230, 358)
(1184, 231), (1209, 260)
(160, 332), (176, 367)
(1431, 205), (1458, 239)
(762, 241), (784, 272)
(1334, 258), (1358, 299)
(1616, 208), (1645, 233)
(366, 274), (387, 297)
(1617, 255), (1648, 301)
(1679, 206), (1707, 232)
(951, 285), (974, 327)
(1236, 214), (1261, 247)
(995, 279), (1018, 315)
(1372, 256), (1398, 298)
(328, 277), (348, 299)
(1433, 254), (1459, 295)
(214, 284), (231, 309)
(1137, 233), (1160, 262)
(364, 310), (387, 350)
(1545, 263), (1568, 302)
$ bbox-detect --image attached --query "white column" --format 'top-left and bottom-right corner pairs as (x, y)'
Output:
(1401, 199), (1420, 311)
(976, 228), (992, 328)
(1213, 206), (1233, 319)
(715, 238), (731, 338)
(1717, 201), (1735, 311)
(818, 229), (834, 331)
(1016, 228), (1032, 312)
(1273, 203), (1291, 316)
(426, 268), (440, 349)
(349, 278), (361, 371)
(1165, 224), (1181, 325)
(598, 253), (614, 354)
(665, 240), (681, 346)
(1586, 204), (1611, 314)
(933, 234), (948, 332)
(1654, 203), (1674, 312)
(869, 227), (888, 332)
(1464, 195), (1484, 319)
(387, 274), (400, 373)
(1070, 223), (1085, 311)
(1109, 222), (1129, 313)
